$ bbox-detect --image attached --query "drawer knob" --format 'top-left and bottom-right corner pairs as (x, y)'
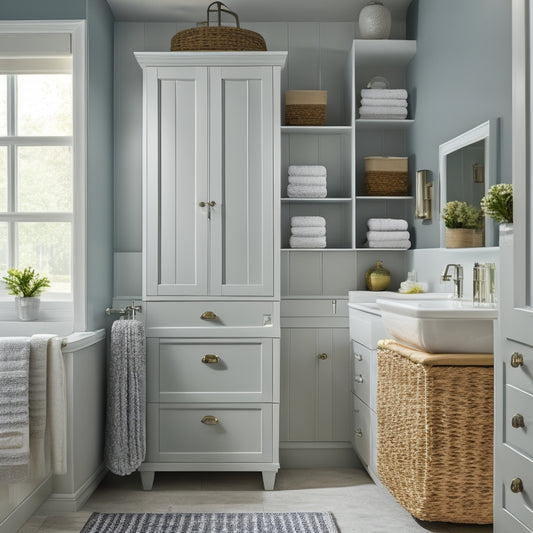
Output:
(355, 375), (364, 383)
(201, 415), (219, 425)
(511, 352), (524, 368)
(512, 414), (525, 428)
(202, 354), (219, 364)
(318, 353), (328, 360)
(354, 429), (363, 438)
(354, 353), (363, 361)
(511, 478), (524, 493)
(200, 311), (217, 320)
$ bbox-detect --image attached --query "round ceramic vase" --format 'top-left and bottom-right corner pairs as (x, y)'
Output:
(359, 1), (392, 39)
(366, 260), (391, 291)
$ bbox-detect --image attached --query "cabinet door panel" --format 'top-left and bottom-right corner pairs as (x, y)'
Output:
(209, 67), (274, 297)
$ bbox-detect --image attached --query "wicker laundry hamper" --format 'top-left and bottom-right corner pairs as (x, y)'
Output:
(171, 1), (267, 52)
(365, 156), (408, 196)
(376, 339), (494, 524)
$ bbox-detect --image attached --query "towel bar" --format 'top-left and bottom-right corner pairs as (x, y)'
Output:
(105, 302), (142, 320)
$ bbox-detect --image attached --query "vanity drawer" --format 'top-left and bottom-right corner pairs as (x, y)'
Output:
(352, 340), (371, 405)
(145, 300), (279, 338)
(505, 340), (533, 395)
(349, 309), (387, 350)
(504, 384), (533, 459)
(145, 403), (273, 463)
(352, 394), (371, 468)
(147, 338), (273, 403)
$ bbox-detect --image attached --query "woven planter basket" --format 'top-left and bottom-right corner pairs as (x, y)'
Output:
(376, 340), (494, 524)
(171, 2), (267, 52)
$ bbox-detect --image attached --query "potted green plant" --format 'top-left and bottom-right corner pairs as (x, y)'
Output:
(2, 267), (51, 321)
(480, 183), (513, 224)
(441, 200), (484, 248)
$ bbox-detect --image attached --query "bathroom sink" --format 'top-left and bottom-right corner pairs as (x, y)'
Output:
(376, 298), (498, 354)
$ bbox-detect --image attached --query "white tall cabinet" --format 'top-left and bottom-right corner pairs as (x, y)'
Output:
(135, 51), (287, 491)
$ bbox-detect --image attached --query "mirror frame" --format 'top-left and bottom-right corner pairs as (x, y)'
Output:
(438, 118), (499, 248)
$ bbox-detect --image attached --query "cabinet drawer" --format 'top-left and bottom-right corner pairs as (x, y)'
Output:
(352, 341), (371, 405)
(147, 338), (273, 403)
(505, 384), (533, 459)
(352, 394), (371, 468)
(146, 403), (273, 463)
(505, 340), (533, 395)
(349, 310), (387, 349)
(145, 301), (279, 337)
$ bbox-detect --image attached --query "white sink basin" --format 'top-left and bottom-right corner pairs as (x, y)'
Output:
(376, 298), (498, 354)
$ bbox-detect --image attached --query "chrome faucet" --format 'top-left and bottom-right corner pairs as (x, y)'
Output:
(441, 263), (464, 299)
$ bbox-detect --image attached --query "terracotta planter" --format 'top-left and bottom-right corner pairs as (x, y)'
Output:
(445, 228), (483, 248)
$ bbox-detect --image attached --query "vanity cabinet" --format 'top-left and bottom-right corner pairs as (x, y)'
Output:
(135, 52), (286, 491)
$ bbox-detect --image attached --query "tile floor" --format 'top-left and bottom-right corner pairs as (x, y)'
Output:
(18, 469), (493, 533)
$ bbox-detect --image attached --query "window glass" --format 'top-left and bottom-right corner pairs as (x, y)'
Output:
(17, 74), (72, 136)
(0, 222), (7, 273)
(0, 147), (6, 212)
(0, 76), (6, 136)
(17, 146), (72, 212)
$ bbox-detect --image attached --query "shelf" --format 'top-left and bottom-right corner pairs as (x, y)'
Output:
(281, 126), (352, 135)
(281, 248), (354, 252)
(282, 197), (352, 203)
(355, 119), (414, 131)
(353, 39), (416, 68)
(355, 248), (410, 251)
(356, 196), (414, 200)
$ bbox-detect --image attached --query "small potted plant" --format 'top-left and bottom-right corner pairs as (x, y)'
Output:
(480, 183), (513, 224)
(441, 200), (484, 248)
(2, 267), (51, 321)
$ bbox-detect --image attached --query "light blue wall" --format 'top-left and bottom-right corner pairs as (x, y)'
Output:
(406, 0), (512, 248)
(0, 0), (85, 19)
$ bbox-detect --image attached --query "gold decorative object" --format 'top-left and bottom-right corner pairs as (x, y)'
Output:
(201, 354), (219, 364)
(365, 260), (391, 291)
(200, 311), (217, 320)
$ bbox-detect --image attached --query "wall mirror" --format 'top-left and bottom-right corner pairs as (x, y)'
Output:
(438, 119), (499, 248)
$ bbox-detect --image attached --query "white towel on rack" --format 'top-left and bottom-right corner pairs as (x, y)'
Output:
(288, 175), (327, 186)
(361, 88), (408, 100)
(367, 218), (408, 231)
(368, 239), (411, 249)
(289, 236), (327, 248)
(359, 106), (408, 118)
(290, 226), (326, 237)
(288, 165), (327, 177)
(360, 98), (408, 108)
(287, 184), (327, 198)
(291, 216), (326, 227)
(366, 230), (411, 242)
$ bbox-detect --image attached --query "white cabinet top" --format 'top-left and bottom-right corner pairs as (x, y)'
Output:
(135, 51), (287, 68)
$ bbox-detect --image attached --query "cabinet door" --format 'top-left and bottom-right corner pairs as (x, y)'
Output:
(280, 327), (351, 442)
(144, 66), (209, 297)
(209, 67), (275, 296)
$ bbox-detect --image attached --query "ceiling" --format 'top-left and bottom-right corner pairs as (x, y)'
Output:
(105, 0), (412, 23)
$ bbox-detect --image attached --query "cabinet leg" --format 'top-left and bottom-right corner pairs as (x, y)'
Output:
(139, 470), (155, 491)
(262, 471), (277, 491)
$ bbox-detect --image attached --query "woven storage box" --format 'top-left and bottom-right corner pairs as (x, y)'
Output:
(376, 340), (494, 524)
(365, 156), (408, 196)
(285, 90), (327, 126)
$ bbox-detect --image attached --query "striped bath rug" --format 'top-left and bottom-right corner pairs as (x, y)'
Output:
(80, 512), (339, 532)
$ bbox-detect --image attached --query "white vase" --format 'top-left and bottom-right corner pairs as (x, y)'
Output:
(16, 296), (41, 321)
(358, 1), (392, 39)
(499, 222), (513, 245)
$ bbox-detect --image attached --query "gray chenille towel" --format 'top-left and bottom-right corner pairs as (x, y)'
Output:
(104, 319), (146, 476)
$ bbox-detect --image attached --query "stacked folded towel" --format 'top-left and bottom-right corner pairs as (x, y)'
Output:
(366, 218), (411, 249)
(290, 216), (326, 248)
(287, 165), (327, 198)
(359, 89), (408, 120)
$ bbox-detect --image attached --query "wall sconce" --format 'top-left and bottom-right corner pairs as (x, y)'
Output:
(415, 169), (433, 220)
(473, 163), (485, 183)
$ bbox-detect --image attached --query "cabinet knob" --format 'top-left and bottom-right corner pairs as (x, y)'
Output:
(200, 311), (217, 320)
(202, 354), (219, 364)
(511, 352), (524, 368)
(512, 414), (525, 429)
(354, 429), (363, 438)
(511, 478), (524, 494)
(208, 201), (216, 207)
(318, 353), (328, 360)
(354, 353), (363, 361)
(199, 201), (207, 207)
(355, 375), (364, 383)
(201, 415), (219, 425)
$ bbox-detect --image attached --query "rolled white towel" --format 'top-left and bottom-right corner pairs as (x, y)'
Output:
(359, 106), (408, 118)
(291, 226), (326, 237)
(287, 184), (327, 198)
(291, 216), (326, 227)
(289, 236), (327, 249)
(367, 218), (408, 231)
(361, 88), (408, 100)
(288, 165), (327, 177)
(366, 230), (410, 242)
(368, 239), (411, 249)
(288, 175), (327, 186)
(360, 98), (407, 108)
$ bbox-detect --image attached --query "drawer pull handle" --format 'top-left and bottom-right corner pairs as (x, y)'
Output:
(201, 311), (217, 320)
(318, 353), (328, 360)
(354, 353), (363, 361)
(511, 478), (524, 493)
(354, 429), (363, 438)
(201, 415), (219, 425)
(355, 375), (364, 383)
(202, 354), (219, 364)
(512, 414), (525, 428)
(511, 352), (524, 368)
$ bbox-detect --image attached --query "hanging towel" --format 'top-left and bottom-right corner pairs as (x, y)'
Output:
(367, 218), (408, 231)
(288, 165), (327, 177)
(290, 226), (326, 237)
(361, 88), (408, 100)
(0, 337), (31, 483)
(366, 230), (411, 242)
(287, 184), (327, 198)
(359, 106), (408, 118)
(291, 216), (326, 227)
(288, 175), (327, 186)
(289, 236), (327, 248)
(105, 319), (146, 476)
(360, 98), (408, 108)
(368, 239), (411, 249)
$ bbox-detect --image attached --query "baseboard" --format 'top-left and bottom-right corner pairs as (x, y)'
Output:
(41, 464), (108, 513)
(0, 475), (53, 533)
(279, 442), (361, 469)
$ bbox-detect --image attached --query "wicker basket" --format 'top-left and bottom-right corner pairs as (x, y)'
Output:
(364, 156), (408, 196)
(171, 2), (267, 52)
(285, 90), (327, 126)
(376, 340), (494, 524)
